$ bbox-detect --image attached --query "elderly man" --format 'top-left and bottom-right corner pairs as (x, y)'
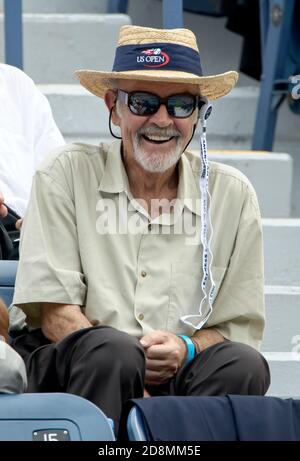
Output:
(12, 26), (270, 432)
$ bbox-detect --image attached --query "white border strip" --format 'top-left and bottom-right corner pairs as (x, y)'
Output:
(262, 219), (300, 227)
(265, 286), (300, 295)
(263, 352), (300, 362)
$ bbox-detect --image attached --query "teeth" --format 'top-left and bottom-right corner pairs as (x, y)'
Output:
(145, 135), (173, 141)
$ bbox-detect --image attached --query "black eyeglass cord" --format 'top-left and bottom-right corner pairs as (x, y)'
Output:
(109, 107), (122, 140)
(182, 123), (197, 152)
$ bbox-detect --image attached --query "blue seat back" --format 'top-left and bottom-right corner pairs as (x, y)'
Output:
(126, 406), (149, 441)
(0, 393), (115, 441)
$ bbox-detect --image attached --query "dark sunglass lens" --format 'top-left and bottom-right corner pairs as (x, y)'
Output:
(168, 95), (195, 118)
(129, 92), (159, 115)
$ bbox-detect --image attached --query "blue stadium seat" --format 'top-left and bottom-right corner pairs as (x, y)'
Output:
(0, 260), (17, 307)
(126, 406), (149, 441)
(0, 393), (115, 440)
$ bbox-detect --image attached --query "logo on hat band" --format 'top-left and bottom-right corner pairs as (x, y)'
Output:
(113, 42), (203, 76)
(137, 48), (170, 68)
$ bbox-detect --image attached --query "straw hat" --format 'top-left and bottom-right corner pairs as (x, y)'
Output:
(75, 25), (238, 100)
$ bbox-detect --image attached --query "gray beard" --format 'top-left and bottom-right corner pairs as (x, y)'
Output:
(133, 135), (183, 173)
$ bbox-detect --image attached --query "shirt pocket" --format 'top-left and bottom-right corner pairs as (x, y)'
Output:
(167, 261), (227, 333)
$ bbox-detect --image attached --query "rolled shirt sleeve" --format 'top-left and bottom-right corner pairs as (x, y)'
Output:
(206, 182), (265, 350)
(13, 167), (87, 328)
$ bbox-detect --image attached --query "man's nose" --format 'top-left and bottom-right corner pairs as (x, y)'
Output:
(149, 103), (173, 127)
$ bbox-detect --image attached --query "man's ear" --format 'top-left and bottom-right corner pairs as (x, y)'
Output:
(104, 90), (121, 126)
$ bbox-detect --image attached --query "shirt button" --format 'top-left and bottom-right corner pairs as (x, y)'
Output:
(138, 313), (144, 321)
(141, 270), (147, 278)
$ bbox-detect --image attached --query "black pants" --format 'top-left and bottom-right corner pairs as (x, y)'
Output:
(12, 326), (270, 434)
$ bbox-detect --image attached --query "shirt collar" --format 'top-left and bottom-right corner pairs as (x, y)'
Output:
(98, 140), (201, 217)
(98, 140), (129, 193)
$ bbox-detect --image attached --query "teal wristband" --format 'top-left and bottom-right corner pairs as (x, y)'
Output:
(178, 334), (195, 364)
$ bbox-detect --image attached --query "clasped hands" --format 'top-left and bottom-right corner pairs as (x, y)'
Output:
(140, 330), (187, 389)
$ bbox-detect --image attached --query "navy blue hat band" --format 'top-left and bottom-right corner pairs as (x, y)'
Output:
(112, 42), (203, 76)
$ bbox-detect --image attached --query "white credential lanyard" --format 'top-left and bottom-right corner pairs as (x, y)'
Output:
(180, 113), (215, 331)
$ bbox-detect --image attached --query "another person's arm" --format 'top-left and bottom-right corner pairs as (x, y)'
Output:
(31, 81), (65, 168)
(12, 65), (65, 169)
(41, 303), (92, 343)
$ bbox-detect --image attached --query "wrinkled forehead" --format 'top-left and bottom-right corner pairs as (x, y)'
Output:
(115, 79), (199, 97)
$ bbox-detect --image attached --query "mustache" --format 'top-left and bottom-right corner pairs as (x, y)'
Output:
(137, 127), (181, 138)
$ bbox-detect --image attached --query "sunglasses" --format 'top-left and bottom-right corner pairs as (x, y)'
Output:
(117, 89), (206, 119)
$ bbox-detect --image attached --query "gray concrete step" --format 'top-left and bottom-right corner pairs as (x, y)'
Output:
(43, 84), (106, 138)
(0, 14), (131, 83)
(262, 288), (300, 397)
(207, 152), (292, 218)
(264, 354), (300, 397)
(263, 220), (300, 285)
(262, 287), (300, 352)
(0, 0), (107, 13)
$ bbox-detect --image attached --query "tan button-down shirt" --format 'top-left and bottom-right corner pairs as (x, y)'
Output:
(13, 141), (265, 349)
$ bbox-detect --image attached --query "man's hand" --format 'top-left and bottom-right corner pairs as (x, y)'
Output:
(140, 330), (186, 386)
(0, 192), (8, 219)
(15, 219), (23, 230)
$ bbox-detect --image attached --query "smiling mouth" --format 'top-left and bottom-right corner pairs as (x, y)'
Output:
(142, 134), (175, 144)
